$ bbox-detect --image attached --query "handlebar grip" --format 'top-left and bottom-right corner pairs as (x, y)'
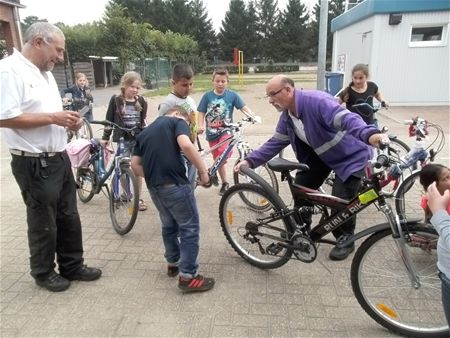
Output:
(375, 154), (390, 168)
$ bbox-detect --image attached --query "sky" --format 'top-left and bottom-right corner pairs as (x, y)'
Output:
(19, 0), (318, 33)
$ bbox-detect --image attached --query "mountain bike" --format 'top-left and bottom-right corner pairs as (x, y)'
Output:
(198, 115), (278, 208)
(278, 102), (411, 196)
(219, 153), (447, 337)
(75, 120), (140, 235)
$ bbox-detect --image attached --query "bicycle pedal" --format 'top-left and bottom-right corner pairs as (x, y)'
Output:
(266, 243), (283, 255)
(211, 175), (219, 186)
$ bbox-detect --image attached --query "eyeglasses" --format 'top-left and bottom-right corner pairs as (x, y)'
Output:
(265, 87), (286, 98)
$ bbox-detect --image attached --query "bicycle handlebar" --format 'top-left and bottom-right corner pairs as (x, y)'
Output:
(90, 120), (140, 136)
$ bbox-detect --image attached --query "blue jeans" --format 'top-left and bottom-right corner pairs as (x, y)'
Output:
(185, 158), (197, 189)
(439, 271), (450, 327)
(149, 184), (199, 278)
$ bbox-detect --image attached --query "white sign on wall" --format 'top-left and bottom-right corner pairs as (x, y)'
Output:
(337, 54), (346, 72)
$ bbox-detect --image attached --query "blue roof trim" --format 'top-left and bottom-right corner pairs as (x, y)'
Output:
(331, 0), (450, 32)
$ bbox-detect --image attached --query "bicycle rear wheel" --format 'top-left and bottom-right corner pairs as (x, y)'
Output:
(233, 159), (279, 210)
(394, 170), (424, 224)
(76, 166), (95, 203)
(110, 167), (139, 235)
(219, 183), (294, 269)
(351, 226), (447, 337)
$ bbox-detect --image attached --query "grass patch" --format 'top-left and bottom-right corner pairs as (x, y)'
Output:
(143, 72), (316, 98)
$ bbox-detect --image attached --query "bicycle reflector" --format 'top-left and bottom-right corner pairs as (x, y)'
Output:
(376, 303), (398, 319)
(227, 210), (233, 224)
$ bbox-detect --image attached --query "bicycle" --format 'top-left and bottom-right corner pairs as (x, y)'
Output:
(392, 116), (446, 224)
(219, 152), (448, 337)
(278, 102), (411, 196)
(74, 120), (140, 235)
(63, 97), (93, 142)
(198, 115), (279, 208)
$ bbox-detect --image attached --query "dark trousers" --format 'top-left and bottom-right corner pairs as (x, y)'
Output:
(11, 152), (84, 279)
(294, 151), (362, 239)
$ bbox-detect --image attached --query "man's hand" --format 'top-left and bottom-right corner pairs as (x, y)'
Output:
(368, 133), (389, 148)
(197, 171), (210, 187)
(234, 160), (250, 173)
(52, 111), (81, 129)
(426, 182), (450, 214)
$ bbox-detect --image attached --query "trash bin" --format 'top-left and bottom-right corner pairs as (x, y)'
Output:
(325, 72), (344, 96)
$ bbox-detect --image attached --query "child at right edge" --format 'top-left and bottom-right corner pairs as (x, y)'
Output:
(420, 164), (450, 326)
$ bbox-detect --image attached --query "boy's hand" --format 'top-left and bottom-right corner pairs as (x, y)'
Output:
(197, 171), (210, 186)
(197, 126), (205, 134)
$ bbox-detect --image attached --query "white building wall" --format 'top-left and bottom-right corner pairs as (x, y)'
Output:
(333, 11), (450, 105)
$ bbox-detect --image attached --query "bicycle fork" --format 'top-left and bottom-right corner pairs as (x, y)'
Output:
(380, 202), (421, 288)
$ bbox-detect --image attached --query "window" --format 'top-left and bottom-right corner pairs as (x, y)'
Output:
(410, 25), (447, 47)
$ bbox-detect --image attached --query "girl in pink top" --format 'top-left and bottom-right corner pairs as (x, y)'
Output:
(420, 164), (450, 221)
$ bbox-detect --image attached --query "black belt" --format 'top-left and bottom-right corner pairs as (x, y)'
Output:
(10, 149), (63, 158)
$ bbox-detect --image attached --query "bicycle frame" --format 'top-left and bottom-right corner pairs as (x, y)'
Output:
(239, 158), (422, 282)
(198, 119), (255, 179)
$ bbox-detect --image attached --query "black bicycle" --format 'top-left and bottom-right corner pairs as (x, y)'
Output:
(219, 154), (447, 337)
(75, 120), (140, 235)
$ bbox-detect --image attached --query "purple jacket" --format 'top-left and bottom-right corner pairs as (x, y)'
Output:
(246, 89), (379, 181)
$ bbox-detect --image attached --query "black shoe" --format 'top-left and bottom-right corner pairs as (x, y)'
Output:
(167, 265), (179, 277)
(61, 265), (102, 281)
(35, 271), (70, 292)
(219, 182), (229, 196)
(329, 235), (355, 261)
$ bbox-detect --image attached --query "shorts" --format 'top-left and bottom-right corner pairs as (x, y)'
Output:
(209, 133), (233, 161)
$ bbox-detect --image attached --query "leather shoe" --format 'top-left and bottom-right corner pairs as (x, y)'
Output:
(35, 271), (70, 292)
(329, 235), (355, 261)
(61, 265), (102, 281)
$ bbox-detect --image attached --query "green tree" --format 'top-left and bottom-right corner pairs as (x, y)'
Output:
(255, 0), (280, 61)
(244, 0), (261, 62)
(218, 0), (249, 62)
(190, 0), (218, 62)
(277, 0), (309, 62)
(60, 22), (104, 62)
(100, 3), (151, 71)
(21, 16), (47, 34)
(309, 0), (345, 62)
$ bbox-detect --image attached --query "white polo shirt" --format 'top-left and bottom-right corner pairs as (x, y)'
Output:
(0, 49), (66, 152)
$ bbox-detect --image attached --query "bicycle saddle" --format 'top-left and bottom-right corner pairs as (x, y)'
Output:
(267, 157), (309, 172)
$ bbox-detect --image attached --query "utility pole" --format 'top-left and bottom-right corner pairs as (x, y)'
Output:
(316, 0), (329, 90)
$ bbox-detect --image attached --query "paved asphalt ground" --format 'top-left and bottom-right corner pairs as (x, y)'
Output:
(0, 76), (449, 337)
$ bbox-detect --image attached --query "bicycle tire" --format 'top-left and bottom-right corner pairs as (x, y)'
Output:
(76, 166), (95, 203)
(351, 226), (448, 337)
(394, 170), (424, 224)
(109, 167), (139, 235)
(219, 183), (294, 269)
(76, 119), (93, 140)
(233, 159), (279, 210)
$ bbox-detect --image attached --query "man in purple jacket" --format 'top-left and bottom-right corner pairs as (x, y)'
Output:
(234, 75), (387, 260)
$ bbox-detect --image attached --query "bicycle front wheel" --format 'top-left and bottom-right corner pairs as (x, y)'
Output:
(395, 170), (424, 224)
(219, 183), (294, 269)
(351, 226), (447, 337)
(76, 166), (95, 203)
(76, 119), (93, 140)
(110, 167), (139, 235)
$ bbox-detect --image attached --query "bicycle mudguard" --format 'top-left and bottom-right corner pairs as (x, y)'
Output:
(240, 166), (286, 208)
(339, 219), (425, 248)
